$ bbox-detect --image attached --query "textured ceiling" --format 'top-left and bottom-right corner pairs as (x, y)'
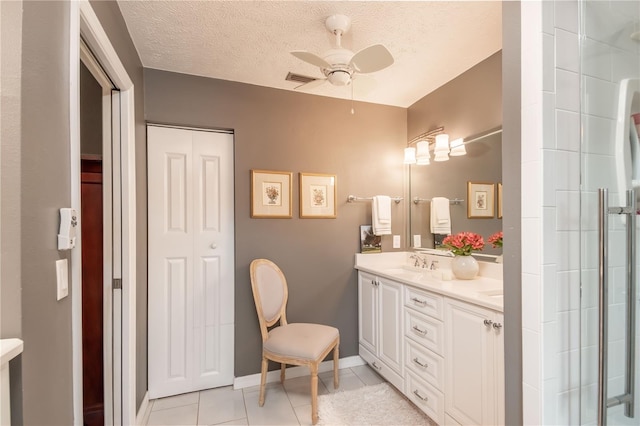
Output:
(117, 1), (502, 108)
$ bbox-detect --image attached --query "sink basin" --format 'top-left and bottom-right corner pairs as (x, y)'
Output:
(479, 288), (504, 302)
(381, 267), (425, 280)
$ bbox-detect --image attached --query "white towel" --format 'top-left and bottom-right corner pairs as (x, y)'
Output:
(372, 195), (392, 235)
(430, 197), (451, 234)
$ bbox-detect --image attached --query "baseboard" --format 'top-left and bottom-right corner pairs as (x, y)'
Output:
(233, 355), (365, 390)
(135, 391), (150, 426)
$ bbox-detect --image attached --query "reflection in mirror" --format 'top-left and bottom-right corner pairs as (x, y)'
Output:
(409, 128), (503, 256)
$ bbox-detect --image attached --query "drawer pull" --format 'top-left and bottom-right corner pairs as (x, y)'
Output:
(484, 319), (493, 326)
(371, 361), (382, 371)
(412, 357), (428, 368)
(412, 325), (428, 335)
(413, 389), (429, 402)
(493, 322), (503, 330)
(411, 297), (428, 306)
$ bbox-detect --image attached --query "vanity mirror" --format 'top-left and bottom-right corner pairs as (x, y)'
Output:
(408, 128), (503, 255)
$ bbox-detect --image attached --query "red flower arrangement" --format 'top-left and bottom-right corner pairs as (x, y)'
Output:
(488, 231), (503, 248)
(442, 232), (485, 256)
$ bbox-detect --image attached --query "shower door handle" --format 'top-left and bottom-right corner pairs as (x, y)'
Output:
(597, 188), (636, 426)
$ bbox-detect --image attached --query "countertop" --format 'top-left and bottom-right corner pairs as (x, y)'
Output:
(355, 252), (504, 312)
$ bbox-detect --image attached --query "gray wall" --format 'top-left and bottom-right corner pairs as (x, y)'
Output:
(144, 70), (407, 376)
(20, 2), (74, 423)
(1, 1), (24, 423)
(502, 1), (523, 424)
(16, 1), (147, 424)
(407, 52), (502, 253)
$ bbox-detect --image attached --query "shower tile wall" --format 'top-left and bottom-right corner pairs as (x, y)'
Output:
(521, 1), (640, 425)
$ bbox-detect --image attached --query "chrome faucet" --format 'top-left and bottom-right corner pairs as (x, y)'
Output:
(409, 254), (420, 267)
(429, 260), (439, 270)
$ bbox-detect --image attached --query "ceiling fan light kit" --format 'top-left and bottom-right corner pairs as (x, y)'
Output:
(290, 14), (394, 92)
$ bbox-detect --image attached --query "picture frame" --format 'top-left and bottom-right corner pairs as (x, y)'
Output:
(299, 172), (337, 218)
(467, 181), (495, 218)
(360, 225), (381, 253)
(497, 182), (503, 219)
(250, 169), (292, 218)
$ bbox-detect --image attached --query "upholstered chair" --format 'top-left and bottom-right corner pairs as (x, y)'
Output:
(249, 258), (340, 425)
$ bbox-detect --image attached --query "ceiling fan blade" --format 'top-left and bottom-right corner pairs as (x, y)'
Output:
(352, 74), (377, 96)
(294, 78), (327, 91)
(349, 44), (394, 73)
(291, 51), (331, 69)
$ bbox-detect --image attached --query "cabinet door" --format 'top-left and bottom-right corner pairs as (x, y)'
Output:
(378, 277), (403, 374)
(358, 272), (377, 355)
(444, 299), (496, 426)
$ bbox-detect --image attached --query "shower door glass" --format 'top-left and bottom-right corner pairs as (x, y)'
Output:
(580, 1), (640, 425)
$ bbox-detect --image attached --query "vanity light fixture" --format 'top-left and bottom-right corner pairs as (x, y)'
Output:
(433, 133), (450, 161)
(404, 147), (417, 164)
(416, 140), (431, 165)
(450, 138), (466, 156)
(406, 126), (476, 165)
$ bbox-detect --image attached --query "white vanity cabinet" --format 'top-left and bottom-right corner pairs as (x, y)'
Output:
(357, 271), (404, 390)
(444, 298), (505, 426)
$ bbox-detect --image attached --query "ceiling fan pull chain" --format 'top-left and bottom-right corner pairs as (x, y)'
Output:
(351, 82), (355, 115)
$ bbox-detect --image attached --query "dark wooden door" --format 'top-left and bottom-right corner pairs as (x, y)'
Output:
(81, 158), (104, 426)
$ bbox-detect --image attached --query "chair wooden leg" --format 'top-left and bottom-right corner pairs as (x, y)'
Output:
(259, 356), (268, 407)
(310, 364), (319, 425)
(333, 343), (340, 389)
(280, 363), (286, 383)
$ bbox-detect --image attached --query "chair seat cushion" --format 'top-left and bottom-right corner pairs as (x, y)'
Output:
(264, 323), (339, 361)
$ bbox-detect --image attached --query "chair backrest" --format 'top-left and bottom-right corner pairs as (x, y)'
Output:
(250, 259), (289, 342)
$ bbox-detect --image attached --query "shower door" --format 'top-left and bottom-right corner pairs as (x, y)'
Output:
(580, 1), (640, 425)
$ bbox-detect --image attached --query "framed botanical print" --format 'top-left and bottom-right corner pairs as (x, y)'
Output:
(467, 181), (495, 218)
(299, 172), (337, 218)
(250, 170), (292, 218)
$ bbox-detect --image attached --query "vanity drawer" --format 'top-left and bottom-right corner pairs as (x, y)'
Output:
(405, 339), (444, 391)
(404, 310), (444, 356)
(405, 286), (443, 320)
(405, 370), (444, 426)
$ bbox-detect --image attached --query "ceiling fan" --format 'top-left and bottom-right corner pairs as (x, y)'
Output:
(291, 14), (394, 91)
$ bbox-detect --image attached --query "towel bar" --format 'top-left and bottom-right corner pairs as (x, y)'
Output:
(413, 197), (464, 205)
(347, 195), (403, 204)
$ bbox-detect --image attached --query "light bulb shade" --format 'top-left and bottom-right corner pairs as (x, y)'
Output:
(450, 138), (466, 156)
(404, 147), (416, 164)
(416, 140), (431, 164)
(434, 134), (450, 153)
(416, 157), (431, 165)
(434, 151), (449, 162)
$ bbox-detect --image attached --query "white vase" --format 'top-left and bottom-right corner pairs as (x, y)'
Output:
(451, 255), (479, 280)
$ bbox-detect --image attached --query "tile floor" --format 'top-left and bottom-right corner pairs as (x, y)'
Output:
(144, 365), (388, 426)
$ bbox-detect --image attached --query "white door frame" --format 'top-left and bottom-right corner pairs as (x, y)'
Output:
(70, 1), (137, 425)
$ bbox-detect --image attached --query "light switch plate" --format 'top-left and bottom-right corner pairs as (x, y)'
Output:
(56, 259), (69, 300)
(393, 235), (401, 248)
(413, 234), (422, 247)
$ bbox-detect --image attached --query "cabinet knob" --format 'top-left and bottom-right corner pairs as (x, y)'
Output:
(210, 243), (218, 249)
(493, 322), (503, 330)
(484, 319), (493, 327)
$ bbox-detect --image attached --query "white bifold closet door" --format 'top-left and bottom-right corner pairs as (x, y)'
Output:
(147, 125), (234, 399)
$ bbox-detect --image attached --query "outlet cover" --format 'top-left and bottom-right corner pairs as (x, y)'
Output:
(413, 234), (422, 247)
(393, 235), (401, 248)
